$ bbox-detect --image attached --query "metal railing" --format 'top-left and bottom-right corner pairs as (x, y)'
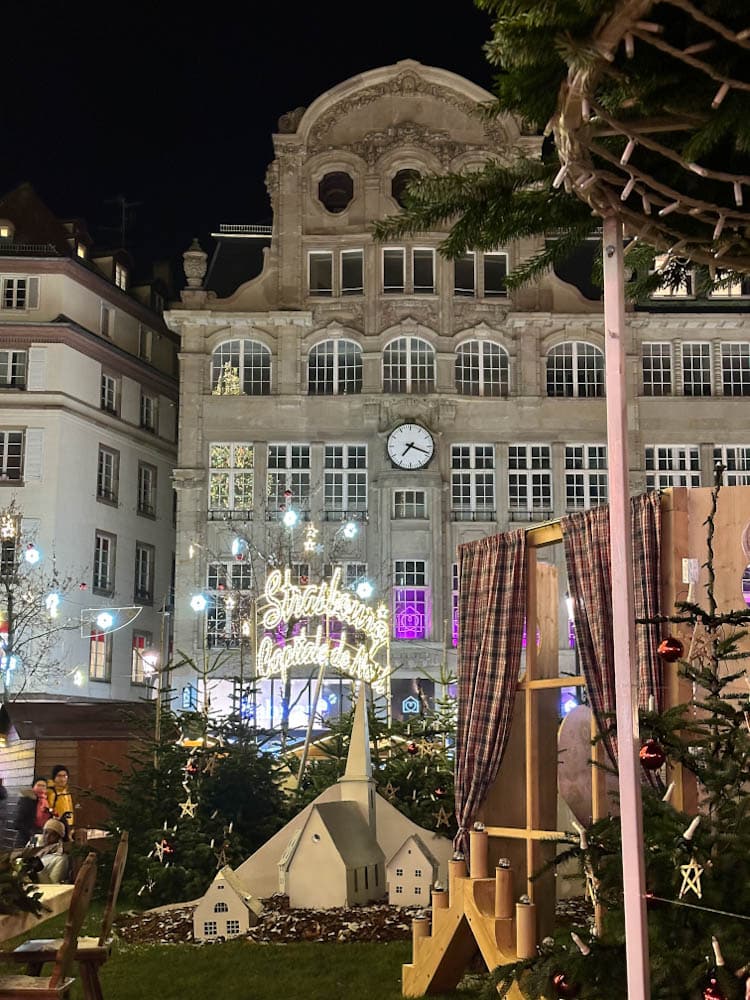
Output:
(0, 242), (60, 256)
(322, 509), (368, 523)
(208, 509), (253, 522)
(508, 508), (554, 522)
(451, 509), (497, 522)
(216, 224), (273, 236)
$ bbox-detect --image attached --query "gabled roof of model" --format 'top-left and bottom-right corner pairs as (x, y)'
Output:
(210, 866), (263, 916)
(385, 832), (441, 871)
(340, 683), (372, 783)
(292, 801), (384, 870)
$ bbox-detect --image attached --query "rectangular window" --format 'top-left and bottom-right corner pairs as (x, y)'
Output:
(324, 445), (367, 516)
(682, 343), (712, 396)
(309, 252), (333, 296)
(131, 630), (153, 684)
(651, 255), (692, 297)
(714, 446), (750, 485)
(209, 443), (254, 514)
(115, 263), (128, 290)
(93, 531), (116, 593)
(207, 561), (253, 647)
(140, 393), (158, 431)
(137, 462), (157, 517)
(0, 350), (27, 389)
(203, 922), (217, 938)
(721, 343), (750, 396)
(642, 343), (672, 396)
(508, 445), (552, 518)
(341, 250), (363, 295)
(97, 446), (119, 504)
(0, 431), (24, 481)
(565, 445), (608, 510)
(645, 446), (701, 489)
(710, 271), (750, 297)
(483, 253), (508, 297)
(100, 303), (114, 337)
(412, 249), (434, 294)
(89, 630), (112, 681)
(383, 249), (405, 294)
(393, 489), (426, 519)
(101, 373), (118, 413)
(2, 277), (38, 310)
(454, 253), (475, 296)
(226, 920), (241, 936)
(393, 560), (430, 641)
(267, 444), (310, 515)
(138, 326), (153, 361)
(451, 445), (495, 520)
(344, 563), (367, 590)
(134, 542), (155, 604)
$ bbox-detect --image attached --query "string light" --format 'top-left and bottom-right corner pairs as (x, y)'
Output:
(190, 594), (207, 612)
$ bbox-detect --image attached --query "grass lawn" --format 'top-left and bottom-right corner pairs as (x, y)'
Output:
(1, 911), (487, 1000)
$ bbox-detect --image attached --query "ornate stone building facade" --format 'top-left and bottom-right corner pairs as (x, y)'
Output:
(166, 61), (750, 730)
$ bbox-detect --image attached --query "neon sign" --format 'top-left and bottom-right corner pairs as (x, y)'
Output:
(256, 568), (389, 691)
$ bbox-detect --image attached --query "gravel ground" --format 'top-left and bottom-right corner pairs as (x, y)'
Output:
(114, 894), (594, 947)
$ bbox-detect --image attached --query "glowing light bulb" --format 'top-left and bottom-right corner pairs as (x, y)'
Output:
(343, 521), (358, 539)
(282, 509), (298, 528)
(190, 594), (207, 612)
(73, 669), (85, 687)
(24, 544), (40, 565)
(96, 611), (114, 630)
(356, 580), (373, 600)
(45, 593), (61, 619)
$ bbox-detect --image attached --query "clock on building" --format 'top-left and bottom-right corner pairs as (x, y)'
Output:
(387, 423), (435, 470)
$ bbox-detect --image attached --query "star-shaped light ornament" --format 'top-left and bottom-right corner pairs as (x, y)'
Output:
(137, 875), (156, 897)
(179, 795), (198, 819)
(584, 866), (599, 905)
(202, 753), (219, 776)
(679, 856), (704, 900)
(433, 806), (452, 829)
(383, 782), (398, 801)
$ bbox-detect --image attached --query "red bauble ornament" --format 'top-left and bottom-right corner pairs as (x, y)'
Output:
(552, 972), (580, 999)
(639, 739), (667, 771)
(434, 787), (447, 799)
(406, 741), (419, 755)
(702, 975), (726, 1000)
(657, 635), (684, 663)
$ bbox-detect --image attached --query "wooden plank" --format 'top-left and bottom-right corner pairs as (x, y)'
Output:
(485, 826), (571, 841)
(0, 885), (74, 943)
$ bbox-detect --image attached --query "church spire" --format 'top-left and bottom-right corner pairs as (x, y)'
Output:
(343, 682), (372, 781)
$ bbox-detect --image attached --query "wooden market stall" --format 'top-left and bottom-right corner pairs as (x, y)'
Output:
(403, 485), (750, 996)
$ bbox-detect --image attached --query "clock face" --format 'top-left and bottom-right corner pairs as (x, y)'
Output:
(387, 423), (435, 470)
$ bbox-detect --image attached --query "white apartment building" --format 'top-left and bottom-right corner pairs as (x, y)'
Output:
(166, 61), (750, 731)
(0, 183), (178, 700)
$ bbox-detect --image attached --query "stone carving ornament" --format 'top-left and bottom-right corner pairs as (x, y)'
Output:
(183, 239), (208, 289)
(333, 121), (491, 168)
(307, 72), (510, 153)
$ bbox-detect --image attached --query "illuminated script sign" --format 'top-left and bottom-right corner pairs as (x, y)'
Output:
(256, 568), (389, 690)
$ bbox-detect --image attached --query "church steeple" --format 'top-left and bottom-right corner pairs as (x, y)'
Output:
(338, 683), (376, 833)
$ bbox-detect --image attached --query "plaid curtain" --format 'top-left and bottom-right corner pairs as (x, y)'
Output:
(454, 529), (527, 852)
(562, 492), (662, 764)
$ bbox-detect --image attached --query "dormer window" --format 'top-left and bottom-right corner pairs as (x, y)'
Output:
(76, 243), (87, 260)
(115, 262), (128, 290)
(318, 172), (354, 214)
(0, 224), (12, 240)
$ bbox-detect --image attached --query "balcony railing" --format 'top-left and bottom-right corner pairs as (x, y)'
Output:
(322, 509), (369, 523)
(0, 241), (60, 256)
(508, 508), (554, 522)
(208, 508), (253, 522)
(216, 224), (273, 236)
(451, 508), (497, 522)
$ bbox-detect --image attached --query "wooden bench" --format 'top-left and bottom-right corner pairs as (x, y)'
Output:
(0, 851), (97, 999)
(10, 833), (128, 1000)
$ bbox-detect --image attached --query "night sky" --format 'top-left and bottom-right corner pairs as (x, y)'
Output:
(3, 3), (494, 274)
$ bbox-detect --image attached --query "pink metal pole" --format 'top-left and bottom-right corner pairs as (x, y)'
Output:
(601, 215), (650, 999)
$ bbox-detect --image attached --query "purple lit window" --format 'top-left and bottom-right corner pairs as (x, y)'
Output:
(394, 587), (430, 640)
(452, 562), (459, 647)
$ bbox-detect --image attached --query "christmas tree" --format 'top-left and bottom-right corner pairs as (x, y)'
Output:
(493, 471), (750, 1000)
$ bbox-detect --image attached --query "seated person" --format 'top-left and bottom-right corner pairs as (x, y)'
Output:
(33, 818), (70, 884)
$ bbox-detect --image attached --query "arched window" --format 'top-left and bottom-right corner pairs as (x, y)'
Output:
(391, 169), (421, 208)
(308, 340), (362, 395)
(546, 342), (604, 398)
(455, 341), (509, 397)
(318, 172), (354, 214)
(383, 337), (435, 393)
(211, 340), (271, 396)
(214, 901), (229, 913)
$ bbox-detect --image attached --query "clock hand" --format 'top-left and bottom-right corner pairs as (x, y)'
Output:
(401, 442), (415, 456)
(410, 444), (430, 455)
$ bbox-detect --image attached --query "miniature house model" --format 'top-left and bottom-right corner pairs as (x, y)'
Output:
(193, 866), (262, 942)
(232, 683), (454, 907)
(279, 686), (386, 908)
(386, 834), (439, 906)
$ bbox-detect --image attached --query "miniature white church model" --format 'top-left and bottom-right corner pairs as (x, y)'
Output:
(279, 685), (385, 908)
(200, 682), (454, 911)
(193, 866), (263, 942)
